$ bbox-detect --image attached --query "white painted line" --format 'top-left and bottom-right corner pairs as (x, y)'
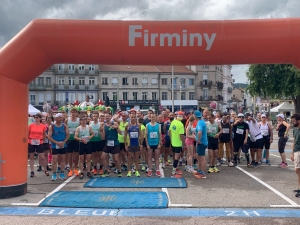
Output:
(270, 153), (292, 162)
(169, 203), (193, 207)
(270, 205), (300, 208)
(236, 166), (299, 206)
(11, 175), (75, 206)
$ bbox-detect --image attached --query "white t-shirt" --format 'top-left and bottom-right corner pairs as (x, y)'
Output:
(246, 119), (263, 141)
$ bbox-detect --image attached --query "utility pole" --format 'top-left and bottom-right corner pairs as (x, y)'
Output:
(172, 66), (174, 113)
(117, 74), (119, 110)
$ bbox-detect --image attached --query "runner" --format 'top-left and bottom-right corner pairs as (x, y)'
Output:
(101, 113), (122, 177)
(290, 114), (300, 197)
(48, 113), (70, 181)
(202, 109), (209, 122)
(145, 114), (162, 177)
(169, 112), (185, 178)
(117, 112), (129, 171)
(245, 113), (264, 168)
(46, 116), (54, 168)
(185, 115), (196, 173)
(28, 113), (48, 177)
(65, 108), (80, 177)
(206, 113), (222, 173)
(194, 110), (208, 179)
(163, 113), (174, 168)
(124, 114), (143, 177)
(158, 114), (165, 165)
(98, 113), (106, 174)
(218, 115), (233, 167)
(259, 114), (273, 165)
(74, 117), (94, 179)
(276, 113), (290, 168)
(138, 117), (147, 171)
(232, 113), (249, 167)
(89, 112), (103, 175)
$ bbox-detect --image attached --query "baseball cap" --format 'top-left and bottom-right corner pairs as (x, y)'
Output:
(54, 113), (63, 118)
(244, 113), (251, 117)
(129, 108), (137, 113)
(121, 111), (129, 116)
(177, 111), (184, 116)
(261, 114), (266, 118)
(276, 114), (284, 119)
(238, 113), (245, 117)
(194, 110), (202, 118)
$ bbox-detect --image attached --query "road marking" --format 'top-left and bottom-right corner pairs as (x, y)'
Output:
(270, 153), (292, 162)
(270, 205), (300, 208)
(160, 163), (192, 208)
(11, 175), (75, 206)
(236, 166), (298, 206)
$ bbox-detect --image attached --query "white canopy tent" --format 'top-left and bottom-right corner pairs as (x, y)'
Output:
(270, 102), (294, 113)
(28, 104), (40, 115)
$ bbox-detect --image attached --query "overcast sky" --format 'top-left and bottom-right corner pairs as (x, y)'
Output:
(1, 0), (299, 83)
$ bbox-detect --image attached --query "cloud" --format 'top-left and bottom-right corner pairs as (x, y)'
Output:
(1, 0), (299, 82)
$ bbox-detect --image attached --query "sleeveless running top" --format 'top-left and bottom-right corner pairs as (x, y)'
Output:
(89, 121), (101, 142)
(219, 122), (230, 143)
(51, 124), (67, 148)
(118, 121), (128, 143)
(79, 125), (91, 142)
(165, 121), (171, 140)
(278, 123), (287, 137)
(207, 121), (219, 138)
(147, 123), (159, 146)
(67, 118), (80, 140)
(104, 123), (120, 146)
(259, 123), (270, 137)
(128, 124), (139, 146)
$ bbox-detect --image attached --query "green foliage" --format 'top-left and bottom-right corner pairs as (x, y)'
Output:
(246, 64), (300, 99)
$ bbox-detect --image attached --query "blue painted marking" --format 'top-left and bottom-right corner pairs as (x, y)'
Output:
(1, 207), (300, 217)
(39, 191), (168, 209)
(84, 177), (187, 188)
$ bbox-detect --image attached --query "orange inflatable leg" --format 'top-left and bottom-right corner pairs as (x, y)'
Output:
(0, 76), (28, 198)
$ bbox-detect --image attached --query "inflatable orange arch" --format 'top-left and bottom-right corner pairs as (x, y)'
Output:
(1, 18), (300, 198)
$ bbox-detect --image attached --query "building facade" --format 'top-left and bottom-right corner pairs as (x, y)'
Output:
(29, 64), (234, 112)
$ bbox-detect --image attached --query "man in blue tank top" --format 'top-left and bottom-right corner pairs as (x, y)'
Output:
(48, 113), (70, 181)
(145, 114), (162, 177)
(124, 114), (143, 177)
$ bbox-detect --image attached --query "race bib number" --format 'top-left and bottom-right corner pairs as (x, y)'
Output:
(69, 128), (76, 135)
(107, 140), (114, 146)
(208, 127), (217, 133)
(31, 139), (40, 145)
(121, 130), (125, 135)
(222, 128), (229, 134)
(150, 132), (158, 139)
(236, 128), (244, 135)
(261, 130), (268, 136)
(93, 131), (99, 137)
(82, 136), (90, 142)
(56, 144), (62, 149)
(130, 132), (138, 138)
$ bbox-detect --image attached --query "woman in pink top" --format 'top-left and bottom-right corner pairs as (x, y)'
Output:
(185, 116), (196, 173)
(28, 113), (48, 177)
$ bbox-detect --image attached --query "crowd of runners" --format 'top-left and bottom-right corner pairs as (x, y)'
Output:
(28, 107), (300, 185)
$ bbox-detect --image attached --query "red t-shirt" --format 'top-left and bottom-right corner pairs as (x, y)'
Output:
(28, 123), (46, 145)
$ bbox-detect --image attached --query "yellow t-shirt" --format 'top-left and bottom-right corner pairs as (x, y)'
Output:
(169, 120), (184, 147)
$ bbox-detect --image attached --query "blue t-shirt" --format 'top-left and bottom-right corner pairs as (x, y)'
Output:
(195, 120), (208, 146)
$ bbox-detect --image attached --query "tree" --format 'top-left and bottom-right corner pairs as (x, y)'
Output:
(246, 64), (300, 113)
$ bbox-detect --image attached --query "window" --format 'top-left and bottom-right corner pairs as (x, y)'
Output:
(122, 78), (128, 85)
(58, 64), (64, 73)
(58, 77), (65, 85)
(102, 77), (108, 85)
(171, 78), (177, 85)
(68, 64), (75, 74)
(203, 74), (208, 84)
(142, 78), (148, 85)
(133, 92), (138, 100)
(188, 78), (194, 85)
(30, 94), (36, 104)
(89, 77), (95, 85)
(152, 92), (157, 100)
(162, 92), (168, 100)
(181, 92), (186, 100)
(161, 78), (167, 85)
(38, 93), (44, 105)
(113, 92), (117, 101)
(79, 77), (85, 85)
(142, 92), (147, 100)
(180, 78), (186, 85)
(112, 77), (118, 85)
(189, 92), (195, 100)
(89, 65), (95, 74)
(69, 77), (75, 85)
(102, 92), (108, 100)
(78, 64), (85, 74)
(123, 92), (128, 100)
(203, 88), (208, 100)
(77, 93), (85, 102)
(132, 78), (138, 85)
(151, 78), (158, 85)
(38, 77), (44, 86)
(46, 77), (51, 86)
(46, 93), (52, 103)
(173, 92), (177, 100)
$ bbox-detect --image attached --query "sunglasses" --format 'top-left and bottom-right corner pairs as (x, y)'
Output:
(238, 116), (244, 118)
(34, 117), (40, 119)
